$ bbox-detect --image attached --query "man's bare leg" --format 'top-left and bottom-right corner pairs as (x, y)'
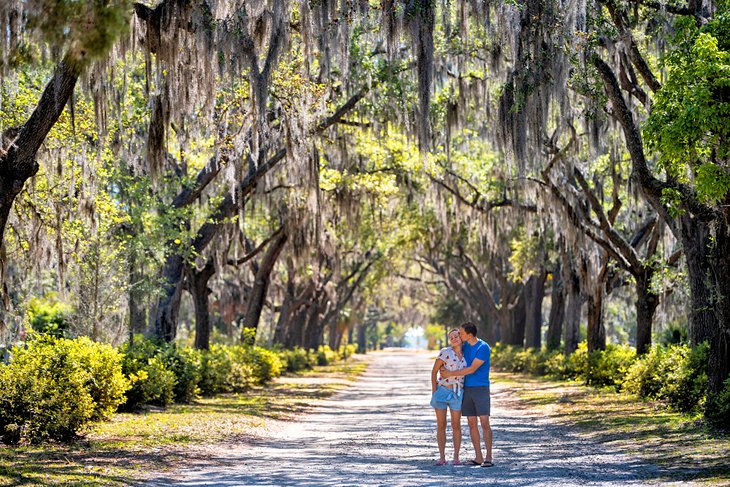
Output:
(467, 416), (484, 463)
(450, 409), (462, 463)
(479, 415), (492, 462)
(435, 408), (447, 462)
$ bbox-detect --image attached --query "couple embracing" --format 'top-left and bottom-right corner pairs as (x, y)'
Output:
(430, 321), (493, 467)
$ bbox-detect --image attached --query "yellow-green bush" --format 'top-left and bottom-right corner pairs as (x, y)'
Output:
(624, 343), (708, 412)
(706, 378), (730, 429)
(248, 346), (282, 384)
(277, 347), (314, 372)
(0, 336), (128, 444)
(316, 345), (338, 365)
(339, 343), (357, 360)
(67, 337), (130, 420)
(120, 338), (177, 409)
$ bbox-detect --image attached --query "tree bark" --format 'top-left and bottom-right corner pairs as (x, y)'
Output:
(524, 270), (548, 349)
(680, 214), (716, 346)
(0, 57), (83, 248)
(509, 285), (527, 346)
(586, 259), (608, 353)
(563, 256), (582, 355)
(241, 229), (288, 340)
(189, 259), (216, 350)
(635, 267), (658, 355)
(546, 263), (565, 351)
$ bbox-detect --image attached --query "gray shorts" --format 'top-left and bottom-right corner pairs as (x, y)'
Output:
(462, 386), (490, 417)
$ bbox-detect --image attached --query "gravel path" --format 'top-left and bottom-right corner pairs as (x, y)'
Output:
(146, 350), (684, 487)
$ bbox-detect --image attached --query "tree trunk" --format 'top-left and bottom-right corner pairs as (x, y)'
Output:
(586, 260), (608, 353)
(706, 217), (730, 394)
(357, 323), (367, 353)
(509, 286), (527, 346)
(154, 254), (185, 342)
(128, 248), (147, 337)
(680, 214), (716, 346)
(635, 267), (658, 355)
(586, 283), (605, 352)
(189, 260), (216, 350)
(546, 264), (565, 351)
(524, 270), (548, 349)
(242, 230), (288, 340)
(563, 258), (582, 355)
(305, 302), (323, 350)
(0, 57), (82, 248)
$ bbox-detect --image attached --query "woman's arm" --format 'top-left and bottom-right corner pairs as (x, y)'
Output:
(441, 358), (484, 378)
(431, 358), (445, 392)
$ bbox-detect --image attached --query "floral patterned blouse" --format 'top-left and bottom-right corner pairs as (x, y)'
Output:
(437, 347), (466, 389)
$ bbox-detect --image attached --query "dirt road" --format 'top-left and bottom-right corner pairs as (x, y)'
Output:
(146, 350), (684, 487)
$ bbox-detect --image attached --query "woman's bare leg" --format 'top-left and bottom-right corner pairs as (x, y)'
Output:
(435, 408), (447, 461)
(450, 409), (462, 462)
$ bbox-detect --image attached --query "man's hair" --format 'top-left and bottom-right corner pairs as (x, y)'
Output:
(460, 322), (478, 337)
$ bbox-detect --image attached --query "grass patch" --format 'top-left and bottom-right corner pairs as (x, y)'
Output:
(494, 371), (730, 485)
(0, 356), (370, 486)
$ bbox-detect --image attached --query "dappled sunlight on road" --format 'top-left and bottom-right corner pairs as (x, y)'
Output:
(146, 351), (684, 487)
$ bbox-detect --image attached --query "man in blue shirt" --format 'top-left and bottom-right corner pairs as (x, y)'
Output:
(441, 321), (492, 467)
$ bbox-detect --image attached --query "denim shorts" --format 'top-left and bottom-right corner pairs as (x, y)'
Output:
(430, 385), (463, 411)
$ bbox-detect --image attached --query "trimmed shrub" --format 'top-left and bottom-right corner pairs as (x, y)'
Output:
(658, 343), (708, 412)
(199, 345), (255, 394)
(623, 345), (667, 399)
(120, 338), (177, 409)
(338, 344), (357, 360)
(199, 345), (233, 395)
(66, 337), (129, 420)
(248, 346), (282, 384)
(625, 343), (709, 412)
(706, 378), (730, 429)
(277, 347), (313, 373)
(159, 345), (201, 403)
(0, 337), (96, 443)
(583, 344), (636, 390)
(316, 345), (337, 366)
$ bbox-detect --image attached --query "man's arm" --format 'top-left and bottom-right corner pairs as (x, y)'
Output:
(441, 358), (484, 378)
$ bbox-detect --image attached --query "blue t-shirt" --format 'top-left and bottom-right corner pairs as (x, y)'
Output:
(462, 339), (491, 387)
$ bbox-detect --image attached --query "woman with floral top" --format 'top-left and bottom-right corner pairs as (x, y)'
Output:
(430, 328), (467, 466)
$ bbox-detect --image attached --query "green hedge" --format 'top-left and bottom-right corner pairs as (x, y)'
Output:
(0, 336), (129, 444)
(0, 333), (358, 444)
(492, 340), (714, 416)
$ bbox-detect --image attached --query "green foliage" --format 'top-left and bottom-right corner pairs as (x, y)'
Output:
(0, 336), (128, 444)
(68, 337), (130, 420)
(28, 0), (132, 61)
(644, 8), (730, 204)
(276, 347), (315, 373)
(316, 345), (338, 366)
(493, 341), (710, 414)
(158, 345), (202, 404)
(624, 343), (709, 412)
(583, 344), (637, 390)
(706, 378), (730, 429)
(25, 295), (72, 337)
(338, 343), (358, 360)
(119, 338), (177, 409)
(248, 347), (283, 384)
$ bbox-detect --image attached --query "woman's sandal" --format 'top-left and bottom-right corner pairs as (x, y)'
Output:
(434, 459), (447, 466)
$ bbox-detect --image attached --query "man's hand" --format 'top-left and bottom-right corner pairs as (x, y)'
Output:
(440, 367), (454, 378)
